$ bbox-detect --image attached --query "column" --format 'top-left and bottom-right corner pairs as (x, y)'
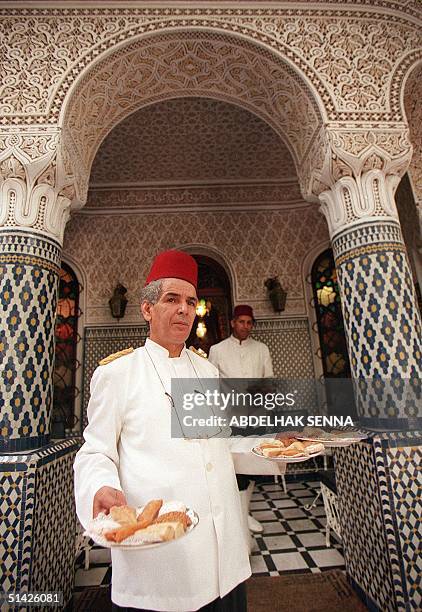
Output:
(0, 131), (80, 606)
(316, 139), (421, 610)
(320, 168), (421, 428)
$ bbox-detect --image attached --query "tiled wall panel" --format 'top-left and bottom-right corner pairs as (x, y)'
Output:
(0, 440), (79, 610)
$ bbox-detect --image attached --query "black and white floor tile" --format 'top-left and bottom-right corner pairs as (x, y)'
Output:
(249, 479), (344, 576)
(74, 478), (345, 600)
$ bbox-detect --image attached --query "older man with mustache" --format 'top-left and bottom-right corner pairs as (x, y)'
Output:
(74, 250), (250, 612)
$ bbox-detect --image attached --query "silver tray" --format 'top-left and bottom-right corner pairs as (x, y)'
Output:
(297, 431), (367, 447)
(84, 508), (198, 549)
(251, 447), (324, 463)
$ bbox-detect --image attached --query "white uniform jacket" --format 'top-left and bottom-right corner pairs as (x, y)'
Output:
(74, 339), (251, 611)
(208, 335), (273, 379)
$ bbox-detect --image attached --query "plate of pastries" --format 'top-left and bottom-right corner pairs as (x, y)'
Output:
(252, 437), (325, 462)
(84, 499), (198, 549)
(296, 427), (367, 447)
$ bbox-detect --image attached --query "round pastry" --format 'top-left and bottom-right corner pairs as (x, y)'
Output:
(303, 442), (325, 454)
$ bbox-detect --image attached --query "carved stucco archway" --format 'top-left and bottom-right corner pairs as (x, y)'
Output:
(59, 28), (326, 204)
(1, 6), (420, 210)
(403, 59), (422, 208)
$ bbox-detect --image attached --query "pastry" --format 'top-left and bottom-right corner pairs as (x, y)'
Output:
(153, 511), (191, 530)
(278, 448), (303, 456)
(259, 440), (284, 449)
(137, 499), (163, 528)
(262, 447), (284, 457)
(110, 505), (137, 526)
(105, 499), (163, 543)
(287, 441), (305, 451)
(136, 523), (176, 543)
(155, 521), (185, 539)
(278, 437), (296, 447)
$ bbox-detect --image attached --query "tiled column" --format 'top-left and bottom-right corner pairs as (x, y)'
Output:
(319, 169), (421, 425)
(319, 163), (421, 610)
(0, 132), (80, 607)
(0, 229), (61, 452)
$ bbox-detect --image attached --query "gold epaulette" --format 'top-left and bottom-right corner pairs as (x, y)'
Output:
(189, 346), (208, 359)
(99, 347), (134, 366)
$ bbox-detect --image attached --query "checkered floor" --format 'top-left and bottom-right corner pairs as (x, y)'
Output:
(74, 478), (345, 599)
(249, 479), (344, 576)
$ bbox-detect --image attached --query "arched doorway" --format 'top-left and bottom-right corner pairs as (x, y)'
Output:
(51, 262), (81, 438)
(310, 248), (355, 416)
(187, 255), (232, 355)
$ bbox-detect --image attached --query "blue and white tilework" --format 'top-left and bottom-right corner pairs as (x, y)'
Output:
(334, 433), (422, 611)
(332, 221), (421, 426)
(334, 441), (395, 610)
(0, 439), (80, 610)
(374, 434), (422, 611)
(0, 230), (61, 451)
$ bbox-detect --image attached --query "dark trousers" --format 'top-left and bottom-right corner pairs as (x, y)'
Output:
(111, 581), (247, 612)
(236, 474), (252, 491)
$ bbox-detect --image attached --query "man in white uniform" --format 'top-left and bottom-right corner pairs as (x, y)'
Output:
(74, 250), (251, 611)
(208, 305), (274, 535)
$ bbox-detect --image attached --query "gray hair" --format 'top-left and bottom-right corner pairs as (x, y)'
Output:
(140, 279), (164, 306)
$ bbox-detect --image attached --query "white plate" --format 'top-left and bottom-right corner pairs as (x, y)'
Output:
(84, 508), (198, 549)
(297, 432), (367, 447)
(251, 447), (324, 463)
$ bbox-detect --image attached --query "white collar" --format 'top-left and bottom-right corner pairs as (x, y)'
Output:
(229, 334), (252, 346)
(145, 337), (187, 360)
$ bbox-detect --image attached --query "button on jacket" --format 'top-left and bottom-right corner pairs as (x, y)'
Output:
(74, 339), (250, 611)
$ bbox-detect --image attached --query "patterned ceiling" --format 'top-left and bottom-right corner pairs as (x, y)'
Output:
(89, 97), (297, 186)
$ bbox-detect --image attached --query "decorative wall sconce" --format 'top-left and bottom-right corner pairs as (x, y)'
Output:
(196, 321), (207, 338)
(264, 276), (287, 312)
(109, 283), (128, 319)
(196, 298), (208, 318)
(195, 298), (208, 337)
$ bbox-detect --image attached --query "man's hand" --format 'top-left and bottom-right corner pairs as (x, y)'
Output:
(93, 486), (127, 518)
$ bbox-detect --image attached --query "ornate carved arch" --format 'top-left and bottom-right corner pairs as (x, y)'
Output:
(1, 4), (420, 128)
(402, 58), (422, 257)
(60, 29), (325, 203)
(403, 59), (422, 205)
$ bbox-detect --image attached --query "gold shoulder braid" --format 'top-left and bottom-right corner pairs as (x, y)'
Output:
(99, 347), (134, 366)
(189, 346), (208, 359)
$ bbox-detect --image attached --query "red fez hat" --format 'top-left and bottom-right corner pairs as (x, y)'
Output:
(145, 250), (198, 288)
(233, 305), (254, 320)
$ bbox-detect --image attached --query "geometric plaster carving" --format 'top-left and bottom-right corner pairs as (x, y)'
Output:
(404, 62), (422, 214)
(319, 169), (403, 237)
(63, 205), (329, 318)
(1, 5), (420, 206)
(90, 98), (297, 186)
(0, 129), (76, 242)
(84, 181), (305, 213)
(307, 126), (413, 202)
(63, 31), (321, 201)
(1, 6), (417, 221)
(1, 4), (420, 124)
